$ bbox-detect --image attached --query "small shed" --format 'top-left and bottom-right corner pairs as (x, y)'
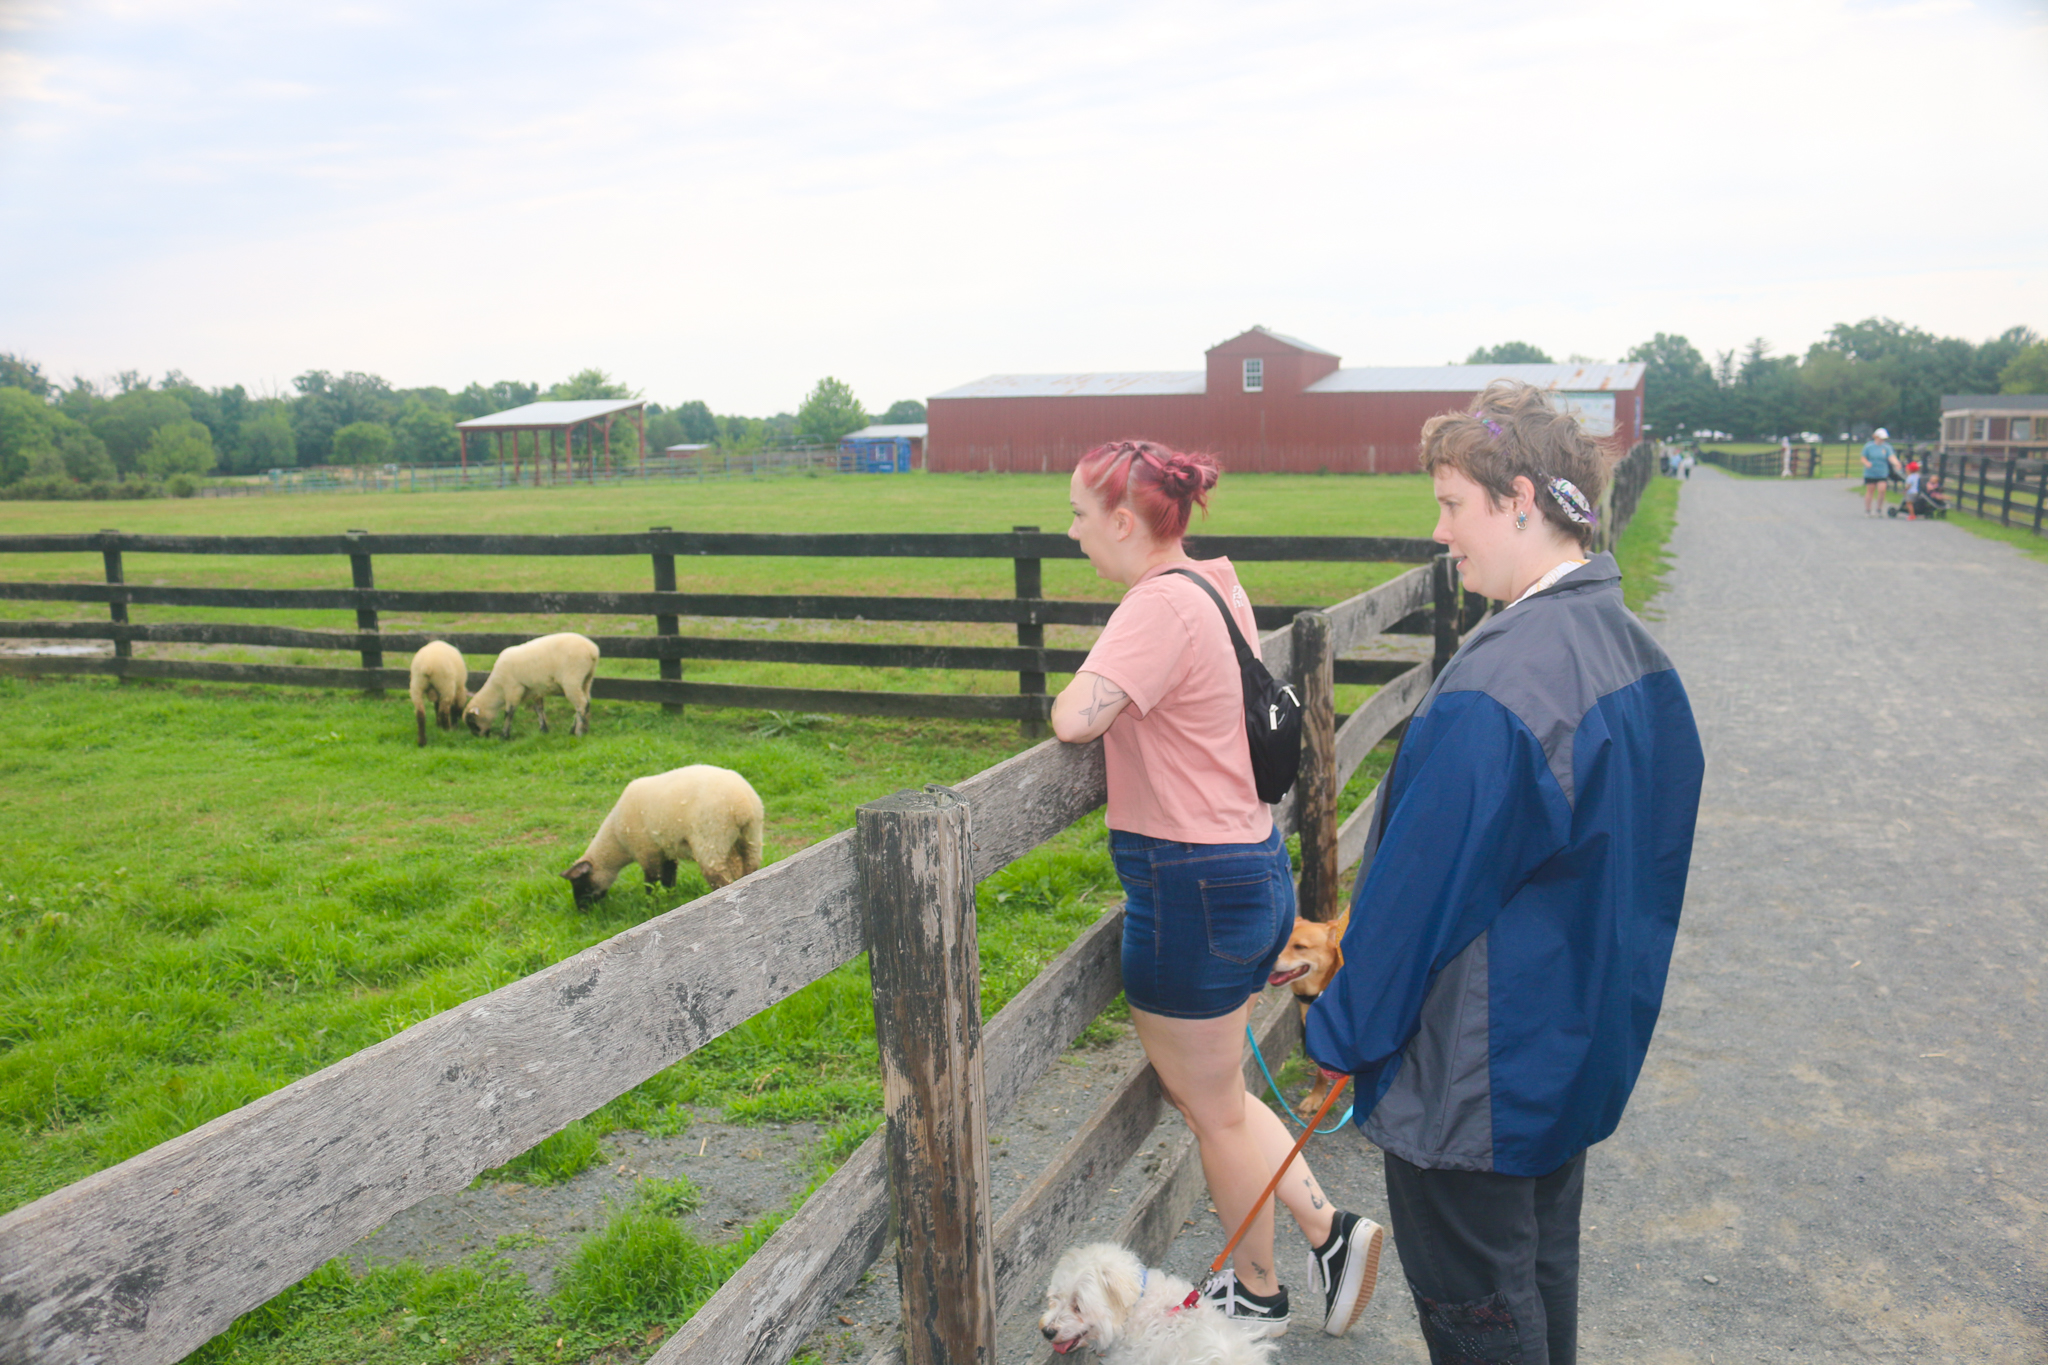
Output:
(1940, 395), (2048, 458)
(838, 424), (926, 473)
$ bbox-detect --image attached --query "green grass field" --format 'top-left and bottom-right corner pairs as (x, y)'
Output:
(0, 469), (1679, 1363)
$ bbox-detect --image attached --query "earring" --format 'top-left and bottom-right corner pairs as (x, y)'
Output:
(1515, 513), (1527, 530)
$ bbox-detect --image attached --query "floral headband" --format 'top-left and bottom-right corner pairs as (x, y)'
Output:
(1546, 476), (1597, 527)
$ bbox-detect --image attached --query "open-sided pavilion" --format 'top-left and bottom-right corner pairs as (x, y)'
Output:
(454, 399), (646, 485)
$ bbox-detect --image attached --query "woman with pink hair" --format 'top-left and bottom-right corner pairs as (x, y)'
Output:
(1051, 439), (1383, 1342)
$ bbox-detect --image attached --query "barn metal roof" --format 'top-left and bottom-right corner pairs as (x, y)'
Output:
(1307, 363), (1646, 394)
(1941, 394), (2048, 411)
(844, 423), (929, 439)
(1238, 326), (1337, 356)
(455, 399), (644, 430)
(931, 372), (1207, 400)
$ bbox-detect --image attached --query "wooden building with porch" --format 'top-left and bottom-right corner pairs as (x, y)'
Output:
(1939, 394), (2048, 459)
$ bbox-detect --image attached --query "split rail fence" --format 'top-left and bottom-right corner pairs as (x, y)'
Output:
(0, 446), (1654, 1365)
(1697, 445), (1823, 478)
(0, 529), (1446, 727)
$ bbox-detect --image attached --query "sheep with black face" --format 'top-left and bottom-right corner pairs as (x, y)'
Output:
(463, 632), (599, 739)
(564, 765), (765, 908)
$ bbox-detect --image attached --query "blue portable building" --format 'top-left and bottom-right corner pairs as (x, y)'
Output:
(838, 424), (926, 473)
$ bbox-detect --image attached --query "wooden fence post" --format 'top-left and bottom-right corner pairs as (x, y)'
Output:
(1976, 457), (1989, 519)
(1999, 459), (2016, 527)
(345, 530), (382, 694)
(1292, 611), (1340, 923)
(2032, 463), (2046, 536)
(858, 786), (998, 1365)
(1013, 526), (1046, 739)
(1431, 553), (1460, 678)
(99, 529), (129, 675)
(650, 525), (682, 715)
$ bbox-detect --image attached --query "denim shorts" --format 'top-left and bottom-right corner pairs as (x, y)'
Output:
(1110, 828), (1294, 1020)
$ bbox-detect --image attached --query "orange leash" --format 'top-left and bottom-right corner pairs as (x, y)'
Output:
(1179, 1073), (1352, 1310)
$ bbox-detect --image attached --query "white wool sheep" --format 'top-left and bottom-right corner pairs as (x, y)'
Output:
(408, 641), (470, 747)
(463, 632), (599, 739)
(563, 765), (766, 907)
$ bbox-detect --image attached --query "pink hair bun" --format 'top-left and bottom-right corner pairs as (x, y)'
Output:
(1075, 440), (1220, 543)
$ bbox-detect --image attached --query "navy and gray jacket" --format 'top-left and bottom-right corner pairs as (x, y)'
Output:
(1305, 554), (1704, 1177)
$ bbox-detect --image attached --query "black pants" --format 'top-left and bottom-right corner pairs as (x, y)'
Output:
(1382, 1148), (1587, 1365)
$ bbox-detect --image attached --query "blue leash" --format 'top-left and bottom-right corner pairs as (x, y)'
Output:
(1247, 1024), (1353, 1135)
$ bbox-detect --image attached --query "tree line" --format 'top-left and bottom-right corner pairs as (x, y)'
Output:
(1469, 318), (2046, 443)
(0, 358), (926, 495)
(5, 318), (2042, 496)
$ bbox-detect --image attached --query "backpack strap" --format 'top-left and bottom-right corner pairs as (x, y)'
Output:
(1163, 568), (1259, 669)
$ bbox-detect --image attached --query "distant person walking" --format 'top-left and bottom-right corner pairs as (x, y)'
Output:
(1781, 436), (1794, 478)
(1862, 428), (1899, 516)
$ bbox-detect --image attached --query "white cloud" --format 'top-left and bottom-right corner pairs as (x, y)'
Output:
(0, 0), (2043, 409)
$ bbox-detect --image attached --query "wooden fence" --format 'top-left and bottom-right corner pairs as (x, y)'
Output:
(1922, 452), (2047, 536)
(193, 447), (855, 498)
(1697, 445), (1824, 478)
(0, 530), (1448, 726)
(0, 445), (1655, 1365)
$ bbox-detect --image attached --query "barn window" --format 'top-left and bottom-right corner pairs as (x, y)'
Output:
(1243, 358), (1263, 392)
(2013, 418), (2032, 442)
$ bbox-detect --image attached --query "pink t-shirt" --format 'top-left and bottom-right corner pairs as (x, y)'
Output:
(1081, 557), (1272, 844)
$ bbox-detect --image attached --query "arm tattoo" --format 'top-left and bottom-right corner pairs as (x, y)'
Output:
(1078, 675), (1128, 725)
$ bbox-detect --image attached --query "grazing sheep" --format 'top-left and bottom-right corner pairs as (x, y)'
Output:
(408, 641), (470, 747)
(563, 765), (766, 907)
(463, 632), (599, 739)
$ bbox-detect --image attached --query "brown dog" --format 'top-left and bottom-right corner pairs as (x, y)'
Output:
(1267, 908), (1349, 1116)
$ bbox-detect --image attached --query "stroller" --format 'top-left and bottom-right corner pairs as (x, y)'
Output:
(1887, 464), (1948, 520)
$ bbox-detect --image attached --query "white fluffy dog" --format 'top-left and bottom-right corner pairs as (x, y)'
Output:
(1038, 1243), (1276, 1365)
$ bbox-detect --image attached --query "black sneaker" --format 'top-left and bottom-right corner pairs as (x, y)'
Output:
(1308, 1210), (1384, 1336)
(1196, 1268), (1291, 1339)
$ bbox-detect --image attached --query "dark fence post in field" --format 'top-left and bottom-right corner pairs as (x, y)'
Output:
(1431, 553), (1459, 678)
(1292, 610), (1341, 923)
(99, 529), (129, 672)
(345, 529), (382, 694)
(858, 786), (998, 1365)
(1013, 526), (1046, 738)
(1999, 459), (2016, 526)
(2032, 463), (2046, 536)
(650, 526), (682, 715)
(1976, 457), (1990, 519)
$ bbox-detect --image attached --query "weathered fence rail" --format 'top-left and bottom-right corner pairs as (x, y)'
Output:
(1924, 452), (2047, 536)
(0, 529), (1441, 723)
(0, 444), (1657, 1365)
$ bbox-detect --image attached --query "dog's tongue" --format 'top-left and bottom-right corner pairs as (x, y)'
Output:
(1050, 1340), (1078, 1355)
(1268, 964), (1309, 987)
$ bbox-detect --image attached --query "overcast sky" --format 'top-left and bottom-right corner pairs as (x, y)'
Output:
(3, 0), (2045, 414)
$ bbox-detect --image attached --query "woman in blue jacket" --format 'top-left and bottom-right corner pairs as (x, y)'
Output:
(1307, 381), (1703, 1365)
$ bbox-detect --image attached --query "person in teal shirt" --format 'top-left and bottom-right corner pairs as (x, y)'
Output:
(1862, 428), (1899, 516)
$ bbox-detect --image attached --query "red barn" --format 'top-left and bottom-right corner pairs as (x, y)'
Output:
(926, 327), (1645, 474)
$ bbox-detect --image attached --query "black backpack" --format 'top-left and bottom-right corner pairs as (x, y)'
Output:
(1164, 569), (1303, 804)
